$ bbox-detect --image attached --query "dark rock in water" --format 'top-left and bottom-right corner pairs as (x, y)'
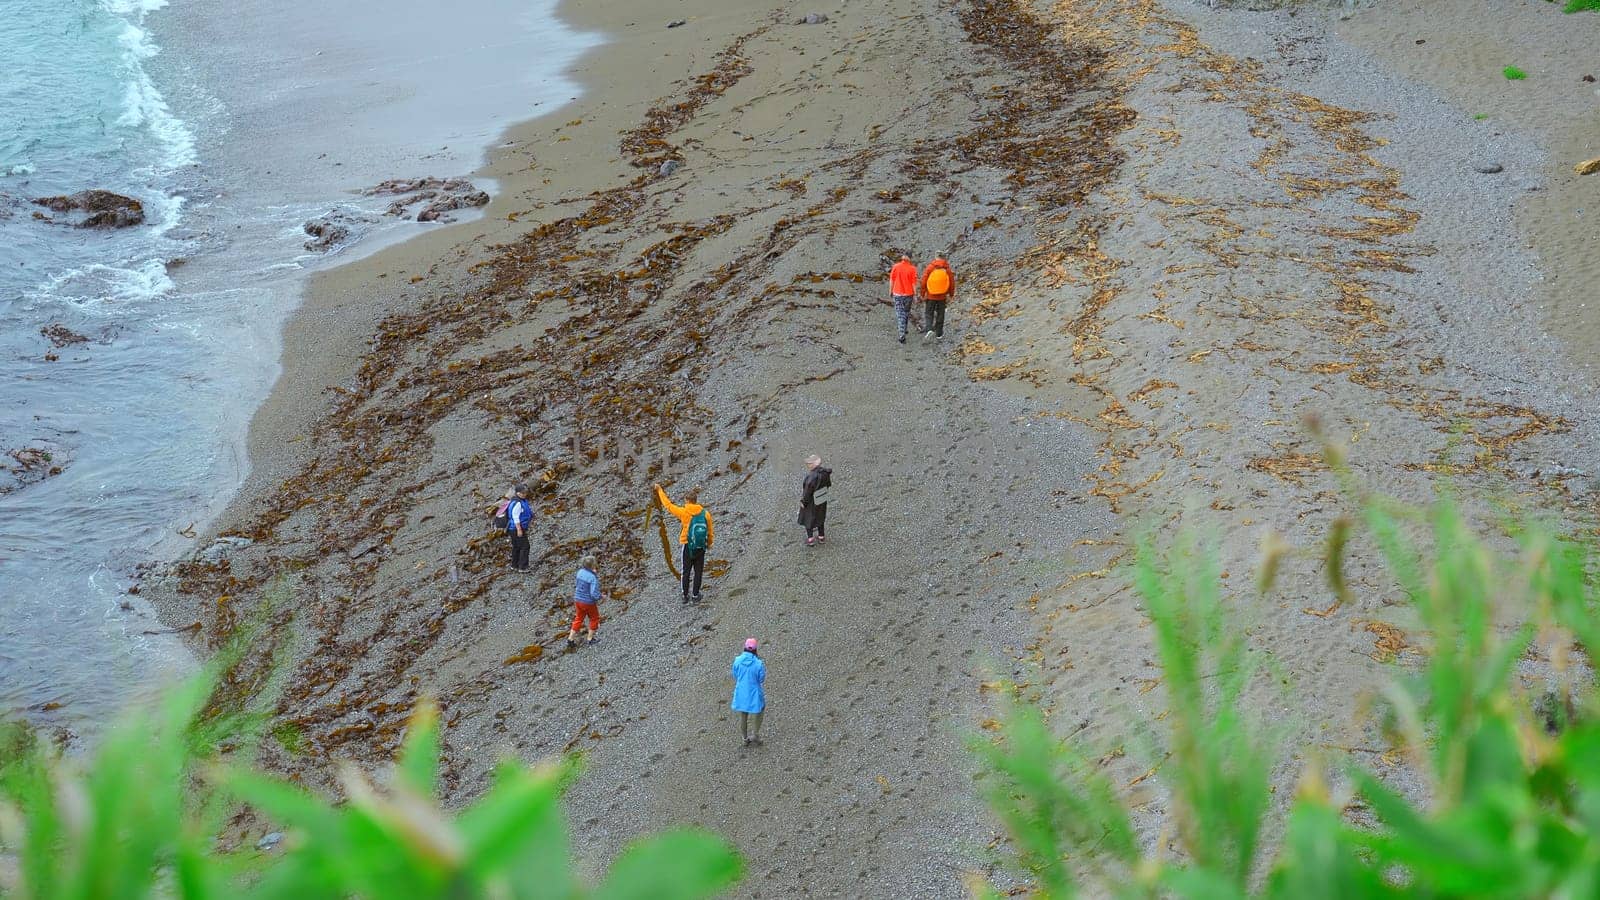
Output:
(31, 190), (145, 228)
(798, 12), (828, 24)
(40, 324), (90, 348)
(667, 19), (686, 28)
(1475, 163), (1504, 174)
(366, 177), (488, 223)
(658, 159), (681, 178)
(302, 208), (374, 251)
(303, 218), (351, 251)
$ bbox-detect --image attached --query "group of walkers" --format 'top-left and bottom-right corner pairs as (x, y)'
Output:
(490, 251), (951, 745)
(888, 253), (956, 344)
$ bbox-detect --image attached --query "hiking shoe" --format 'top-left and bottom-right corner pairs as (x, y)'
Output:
(588, 635), (599, 645)
(565, 638), (577, 650)
(806, 536), (816, 546)
(817, 535), (826, 543)
(897, 333), (906, 343)
(693, 592), (703, 603)
(922, 330), (934, 343)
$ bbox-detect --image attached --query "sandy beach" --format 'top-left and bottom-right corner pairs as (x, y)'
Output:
(146, 0), (1600, 893)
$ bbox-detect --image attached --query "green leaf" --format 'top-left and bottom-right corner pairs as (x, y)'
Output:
(594, 829), (743, 900)
(457, 762), (568, 886)
(397, 702), (442, 799)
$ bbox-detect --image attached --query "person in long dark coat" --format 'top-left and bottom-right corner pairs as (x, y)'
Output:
(798, 454), (832, 546)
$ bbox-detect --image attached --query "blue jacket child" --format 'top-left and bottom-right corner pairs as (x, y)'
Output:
(731, 639), (766, 746)
(731, 643), (766, 714)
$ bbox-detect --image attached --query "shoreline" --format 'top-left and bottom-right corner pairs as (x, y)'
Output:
(198, 0), (729, 541)
(145, 0), (1600, 890)
(147, 0), (609, 546)
(0, 0), (607, 737)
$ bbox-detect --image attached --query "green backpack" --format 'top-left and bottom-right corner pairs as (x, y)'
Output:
(686, 510), (709, 552)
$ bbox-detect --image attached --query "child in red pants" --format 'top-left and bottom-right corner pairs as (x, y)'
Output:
(567, 554), (602, 647)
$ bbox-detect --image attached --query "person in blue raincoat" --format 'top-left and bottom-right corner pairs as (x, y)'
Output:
(731, 638), (766, 746)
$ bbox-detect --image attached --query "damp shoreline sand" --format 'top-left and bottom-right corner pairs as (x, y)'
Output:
(148, 0), (1600, 893)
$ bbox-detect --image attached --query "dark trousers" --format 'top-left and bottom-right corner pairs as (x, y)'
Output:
(923, 299), (947, 336)
(806, 503), (828, 538)
(682, 545), (705, 598)
(509, 533), (530, 570)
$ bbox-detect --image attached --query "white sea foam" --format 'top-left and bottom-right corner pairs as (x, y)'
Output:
(37, 257), (175, 309)
(103, 0), (170, 16)
(107, 0), (196, 170)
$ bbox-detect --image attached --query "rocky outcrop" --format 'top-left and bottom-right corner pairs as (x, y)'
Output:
(31, 190), (145, 228)
(364, 177), (489, 223)
(302, 209), (372, 252)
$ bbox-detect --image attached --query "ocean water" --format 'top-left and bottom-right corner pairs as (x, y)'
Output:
(0, 0), (598, 740)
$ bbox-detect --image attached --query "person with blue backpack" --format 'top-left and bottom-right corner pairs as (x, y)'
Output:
(654, 483), (714, 603)
(505, 484), (533, 572)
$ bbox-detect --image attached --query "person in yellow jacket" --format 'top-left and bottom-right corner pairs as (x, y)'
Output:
(918, 255), (955, 342)
(654, 483), (715, 603)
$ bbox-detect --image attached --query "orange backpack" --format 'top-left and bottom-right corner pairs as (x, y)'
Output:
(925, 266), (951, 296)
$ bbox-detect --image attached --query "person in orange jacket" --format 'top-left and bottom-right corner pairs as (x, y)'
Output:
(919, 255), (955, 342)
(654, 483), (715, 603)
(888, 254), (919, 344)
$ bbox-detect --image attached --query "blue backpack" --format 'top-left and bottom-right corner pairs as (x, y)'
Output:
(686, 510), (709, 552)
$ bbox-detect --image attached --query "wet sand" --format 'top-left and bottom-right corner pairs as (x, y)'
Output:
(147, 0), (1600, 893)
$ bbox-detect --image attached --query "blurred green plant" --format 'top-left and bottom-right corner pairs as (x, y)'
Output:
(973, 496), (1600, 898)
(1564, 0), (1599, 13)
(0, 680), (740, 898)
(1503, 66), (1529, 80)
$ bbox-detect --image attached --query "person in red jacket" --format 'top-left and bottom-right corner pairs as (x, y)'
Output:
(919, 255), (955, 341)
(888, 254), (919, 344)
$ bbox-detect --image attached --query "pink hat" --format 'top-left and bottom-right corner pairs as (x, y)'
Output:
(744, 638), (758, 651)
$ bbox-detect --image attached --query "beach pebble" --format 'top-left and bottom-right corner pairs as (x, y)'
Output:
(348, 538), (382, 559)
(1474, 163), (1504, 174)
(256, 832), (283, 851)
(798, 12), (829, 24)
(666, 19), (686, 28)
(658, 159), (681, 177)
(200, 536), (253, 561)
